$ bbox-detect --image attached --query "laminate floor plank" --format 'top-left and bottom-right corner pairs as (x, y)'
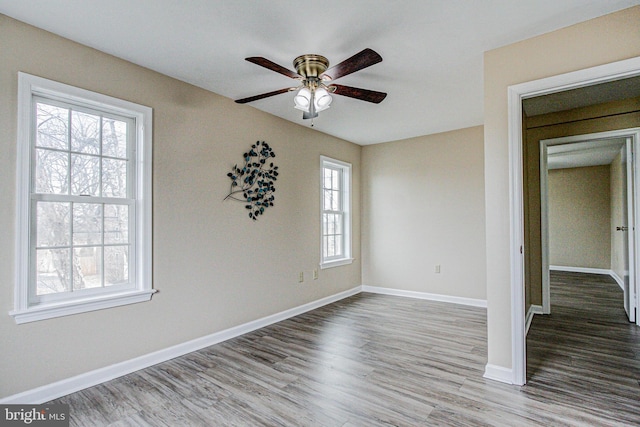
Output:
(50, 275), (639, 426)
(525, 271), (640, 426)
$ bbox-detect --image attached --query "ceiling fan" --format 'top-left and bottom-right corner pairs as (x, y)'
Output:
(235, 48), (387, 121)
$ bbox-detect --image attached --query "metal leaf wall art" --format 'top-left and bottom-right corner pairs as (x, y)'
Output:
(225, 141), (278, 220)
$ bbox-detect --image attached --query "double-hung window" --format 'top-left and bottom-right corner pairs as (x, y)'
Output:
(12, 73), (154, 324)
(320, 156), (352, 268)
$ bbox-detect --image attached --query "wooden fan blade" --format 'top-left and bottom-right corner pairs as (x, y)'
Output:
(320, 48), (382, 81)
(235, 88), (293, 104)
(245, 57), (302, 79)
(330, 84), (387, 104)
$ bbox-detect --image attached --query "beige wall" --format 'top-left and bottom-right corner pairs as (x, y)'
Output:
(484, 6), (640, 370)
(0, 15), (362, 398)
(611, 150), (625, 280)
(548, 165), (611, 269)
(361, 126), (486, 300)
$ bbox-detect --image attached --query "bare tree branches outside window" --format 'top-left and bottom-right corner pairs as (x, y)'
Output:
(34, 101), (131, 295)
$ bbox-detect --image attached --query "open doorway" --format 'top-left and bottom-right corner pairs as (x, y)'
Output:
(539, 131), (639, 323)
(520, 93), (640, 336)
(507, 57), (640, 386)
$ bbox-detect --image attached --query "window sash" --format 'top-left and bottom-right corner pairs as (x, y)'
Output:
(29, 198), (136, 306)
(322, 212), (345, 260)
(32, 96), (134, 198)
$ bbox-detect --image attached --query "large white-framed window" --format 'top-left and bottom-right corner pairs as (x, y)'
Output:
(320, 156), (352, 269)
(11, 72), (154, 324)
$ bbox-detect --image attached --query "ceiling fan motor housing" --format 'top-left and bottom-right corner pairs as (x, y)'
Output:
(293, 54), (329, 79)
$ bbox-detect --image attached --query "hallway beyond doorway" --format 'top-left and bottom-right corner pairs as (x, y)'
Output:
(526, 271), (640, 424)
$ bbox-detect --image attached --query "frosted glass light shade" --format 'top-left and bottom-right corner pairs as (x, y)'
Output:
(294, 88), (311, 111)
(314, 88), (332, 112)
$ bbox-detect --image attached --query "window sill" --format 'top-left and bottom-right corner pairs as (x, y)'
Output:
(10, 289), (157, 324)
(320, 258), (354, 270)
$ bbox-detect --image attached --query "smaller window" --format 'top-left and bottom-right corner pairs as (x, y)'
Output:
(320, 156), (352, 268)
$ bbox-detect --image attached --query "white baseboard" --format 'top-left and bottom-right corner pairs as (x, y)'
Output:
(0, 286), (361, 404)
(483, 364), (514, 384)
(361, 285), (487, 308)
(609, 271), (625, 291)
(525, 304), (544, 335)
(1, 284), (488, 403)
(550, 265), (624, 290)
(550, 265), (610, 275)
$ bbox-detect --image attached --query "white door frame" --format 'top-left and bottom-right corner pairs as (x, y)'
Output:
(507, 56), (640, 386)
(540, 130), (640, 318)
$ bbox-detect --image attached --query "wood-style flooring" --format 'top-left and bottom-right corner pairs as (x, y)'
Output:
(525, 271), (640, 426)
(50, 274), (640, 426)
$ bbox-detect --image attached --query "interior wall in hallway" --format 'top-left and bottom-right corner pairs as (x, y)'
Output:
(548, 165), (611, 269)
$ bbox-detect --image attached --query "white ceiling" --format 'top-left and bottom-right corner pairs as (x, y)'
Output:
(547, 139), (626, 170)
(1, 0), (638, 145)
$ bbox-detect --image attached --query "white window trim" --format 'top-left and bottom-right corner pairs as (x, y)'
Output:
(320, 156), (353, 269)
(11, 72), (154, 324)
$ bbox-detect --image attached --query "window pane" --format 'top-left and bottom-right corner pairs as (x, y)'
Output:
(329, 213), (343, 235)
(71, 153), (100, 196)
(36, 103), (68, 150)
(334, 235), (343, 257)
(37, 202), (71, 247)
(323, 235), (329, 259)
(332, 169), (341, 191)
(323, 189), (333, 211)
(324, 169), (333, 189)
(330, 189), (340, 211)
(327, 235), (336, 257)
(103, 118), (128, 158)
(323, 188), (340, 211)
(104, 204), (128, 244)
(105, 246), (129, 286)
(73, 247), (102, 290)
(35, 148), (69, 194)
(327, 213), (336, 235)
(102, 158), (127, 198)
(73, 203), (103, 245)
(36, 248), (71, 295)
(322, 213), (328, 235)
(71, 110), (100, 154)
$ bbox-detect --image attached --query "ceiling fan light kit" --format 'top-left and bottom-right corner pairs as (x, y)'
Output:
(293, 87), (312, 111)
(236, 48), (386, 124)
(293, 84), (332, 115)
(314, 87), (333, 109)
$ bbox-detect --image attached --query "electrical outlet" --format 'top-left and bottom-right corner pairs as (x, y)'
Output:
(435, 265), (441, 274)
(298, 272), (304, 283)
(313, 269), (318, 280)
